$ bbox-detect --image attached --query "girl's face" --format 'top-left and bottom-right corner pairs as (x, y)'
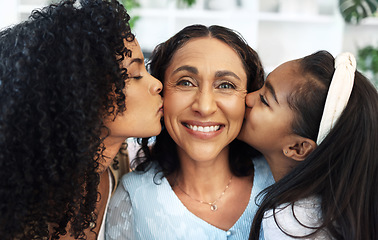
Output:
(104, 39), (163, 141)
(163, 37), (248, 162)
(238, 60), (301, 157)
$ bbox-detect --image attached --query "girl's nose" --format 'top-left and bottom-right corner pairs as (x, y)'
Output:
(245, 91), (257, 108)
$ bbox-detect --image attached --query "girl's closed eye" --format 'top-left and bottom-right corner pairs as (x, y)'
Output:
(259, 94), (269, 107)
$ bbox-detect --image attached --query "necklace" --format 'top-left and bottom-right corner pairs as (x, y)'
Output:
(175, 175), (233, 211)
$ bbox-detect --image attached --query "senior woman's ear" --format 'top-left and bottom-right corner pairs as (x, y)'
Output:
(283, 136), (317, 161)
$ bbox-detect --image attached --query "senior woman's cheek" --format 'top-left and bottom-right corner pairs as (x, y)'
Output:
(214, 92), (246, 140)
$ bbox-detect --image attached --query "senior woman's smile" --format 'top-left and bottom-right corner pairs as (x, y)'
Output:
(163, 37), (247, 161)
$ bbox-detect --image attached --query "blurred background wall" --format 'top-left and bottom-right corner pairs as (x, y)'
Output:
(1, 0), (377, 87)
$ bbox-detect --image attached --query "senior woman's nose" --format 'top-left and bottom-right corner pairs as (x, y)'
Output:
(191, 89), (217, 116)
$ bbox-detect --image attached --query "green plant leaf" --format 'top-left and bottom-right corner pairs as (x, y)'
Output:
(339, 0), (378, 23)
(120, 0), (141, 30)
(121, 0), (140, 9)
(178, 0), (197, 7)
(129, 16), (140, 29)
(357, 45), (378, 89)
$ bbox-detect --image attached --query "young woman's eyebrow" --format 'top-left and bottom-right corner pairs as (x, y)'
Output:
(265, 81), (279, 104)
(127, 58), (144, 67)
(171, 65), (198, 76)
(215, 70), (241, 81)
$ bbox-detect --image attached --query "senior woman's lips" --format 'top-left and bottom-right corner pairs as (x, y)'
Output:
(182, 121), (224, 139)
(158, 104), (164, 115)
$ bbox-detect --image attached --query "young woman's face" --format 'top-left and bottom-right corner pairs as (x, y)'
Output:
(163, 37), (248, 161)
(238, 60), (300, 156)
(104, 39), (163, 140)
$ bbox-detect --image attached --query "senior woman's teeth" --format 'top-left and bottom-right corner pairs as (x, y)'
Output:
(187, 125), (221, 132)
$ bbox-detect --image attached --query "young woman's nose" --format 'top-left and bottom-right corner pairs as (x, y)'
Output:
(192, 89), (217, 116)
(149, 74), (163, 95)
(245, 91), (257, 108)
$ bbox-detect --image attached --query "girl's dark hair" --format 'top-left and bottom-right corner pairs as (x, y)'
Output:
(250, 50), (378, 240)
(132, 24), (265, 178)
(0, 0), (133, 239)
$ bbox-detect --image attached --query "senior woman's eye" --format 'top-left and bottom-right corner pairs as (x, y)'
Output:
(177, 78), (195, 87)
(217, 81), (236, 89)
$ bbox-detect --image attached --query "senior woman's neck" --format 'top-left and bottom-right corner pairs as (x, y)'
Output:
(172, 147), (232, 191)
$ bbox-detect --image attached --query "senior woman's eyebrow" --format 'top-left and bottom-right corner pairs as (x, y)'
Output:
(171, 65), (198, 76)
(215, 70), (241, 81)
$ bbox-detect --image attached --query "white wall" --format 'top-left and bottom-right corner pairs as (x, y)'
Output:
(1, 0), (377, 74)
(0, 1), (18, 30)
(0, 0), (48, 30)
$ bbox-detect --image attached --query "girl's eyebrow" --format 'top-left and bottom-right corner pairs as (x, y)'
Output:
(265, 80), (279, 104)
(171, 65), (198, 76)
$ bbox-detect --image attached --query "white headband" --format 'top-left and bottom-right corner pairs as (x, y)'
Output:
(316, 52), (356, 145)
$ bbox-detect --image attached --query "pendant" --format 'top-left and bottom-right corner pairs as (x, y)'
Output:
(210, 204), (218, 211)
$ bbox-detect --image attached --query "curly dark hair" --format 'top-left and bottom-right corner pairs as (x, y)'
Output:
(0, 0), (134, 239)
(133, 24), (265, 178)
(249, 51), (378, 240)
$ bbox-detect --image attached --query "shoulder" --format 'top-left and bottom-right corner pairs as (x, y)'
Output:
(120, 162), (159, 183)
(252, 156), (275, 189)
(253, 155), (271, 173)
(118, 162), (165, 194)
(265, 196), (322, 224)
(263, 196), (331, 239)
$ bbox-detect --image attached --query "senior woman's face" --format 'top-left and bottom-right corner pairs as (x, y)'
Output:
(163, 37), (248, 161)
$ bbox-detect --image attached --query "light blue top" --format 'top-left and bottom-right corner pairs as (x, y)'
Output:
(105, 156), (274, 240)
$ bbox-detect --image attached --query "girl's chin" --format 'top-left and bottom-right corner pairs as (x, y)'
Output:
(236, 130), (248, 142)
